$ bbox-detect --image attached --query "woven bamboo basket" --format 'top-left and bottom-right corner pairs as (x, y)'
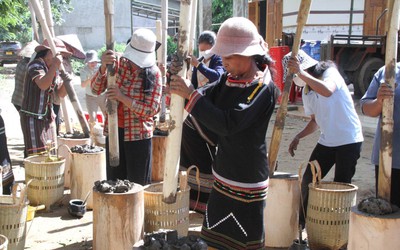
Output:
(24, 155), (65, 210)
(144, 182), (190, 237)
(57, 137), (90, 188)
(305, 161), (358, 250)
(0, 234), (8, 250)
(0, 184), (28, 250)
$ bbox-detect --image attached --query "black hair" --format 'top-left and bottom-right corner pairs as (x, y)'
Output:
(253, 54), (276, 79)
(34, 49), (49, 59)
(308, 60), (337, 78)
(198, 31), (217, 46)
(139, 66), (158, 93)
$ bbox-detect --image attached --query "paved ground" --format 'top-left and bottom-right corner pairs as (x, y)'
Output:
(0, 64), (378, 249)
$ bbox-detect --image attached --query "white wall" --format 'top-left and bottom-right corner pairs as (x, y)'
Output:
(283, 0), (365, 41)
(54, 0), (157, 50)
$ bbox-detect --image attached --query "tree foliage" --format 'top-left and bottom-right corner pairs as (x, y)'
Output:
(0, 0), (73, 43)
(212, 0), (233, 33)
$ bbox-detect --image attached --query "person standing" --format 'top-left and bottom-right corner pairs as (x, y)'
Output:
(180, 31), (225, 213)
(360, 63), (400, 208)
(20, 38), (70, 156)
(189, 30), (224, 88)
(285, 53), (364, 229)
(92, 28), (162, 185)
(170, 17), (277, 249)
(80, 50), (106, 124)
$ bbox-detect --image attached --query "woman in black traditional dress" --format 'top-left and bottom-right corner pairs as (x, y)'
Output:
(170, 17), (277, 249)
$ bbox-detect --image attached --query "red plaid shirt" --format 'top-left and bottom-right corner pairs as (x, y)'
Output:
(91, 57), (162, 141)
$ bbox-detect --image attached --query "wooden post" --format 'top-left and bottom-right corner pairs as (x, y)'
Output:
(42, 0), (54, 37)
(162, 0), (193, 203)
(268, 0), (312, 177)
(159, 0), (168, 123)
(156, 20), (167, 122)
(42, 0), (72, 134)
(378, 0), (399, 201)
(28, 1), (40, 42)
(29, 0), (90, 138)
(186, 0), (198, 81)
(188, 0), (198, 55)
(233, 0), (248, 18)
(104, 0), (120, 167)
(93, 187), (144, 249)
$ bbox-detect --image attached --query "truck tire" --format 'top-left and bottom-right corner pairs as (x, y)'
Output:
(355, 57), (384, 97)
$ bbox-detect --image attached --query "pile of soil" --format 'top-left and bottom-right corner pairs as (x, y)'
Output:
(70, 144), (103, 154)
(358, 197), (399, 215)
(59, 130), (88, 139)
(137, 230), (207, 250)
(94, 179), (135, 193)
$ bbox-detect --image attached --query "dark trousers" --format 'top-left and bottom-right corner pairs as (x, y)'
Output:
(53, 104), (60, 135)
(299, 142), (362, 228)
(0, 115), (13, 194)
(375, 166), (400, 208)
(105, 128), (152, 185)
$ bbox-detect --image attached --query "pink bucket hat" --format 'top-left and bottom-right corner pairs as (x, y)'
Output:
(209, 17), (267, 57)
(35, 37), (72, 55)
(123, 28), (156, 68)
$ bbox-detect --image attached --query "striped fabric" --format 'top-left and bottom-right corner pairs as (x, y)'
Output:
(20, 58), (56, 119)
(20, 58), (57, 156)
(20, 115), (55, 156)
(11, 57), (29, 107)
(92, 57), (162, 142)
(201, 177), (267, 250)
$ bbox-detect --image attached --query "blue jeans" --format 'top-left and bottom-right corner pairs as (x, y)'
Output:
(105, 128), (152, 185)
(299, 142), (362, 228)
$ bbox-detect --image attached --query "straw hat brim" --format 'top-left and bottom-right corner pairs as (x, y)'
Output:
(57, 34), (86, 59)
(35, 44), (72, 55)
(210, 41), (266, 57)
(123, 45), (156, 68)
(18, 40), (40, 58)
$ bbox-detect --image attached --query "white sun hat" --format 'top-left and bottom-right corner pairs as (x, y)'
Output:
(123, 28), (157, 68)
(282, 50), (318, 86)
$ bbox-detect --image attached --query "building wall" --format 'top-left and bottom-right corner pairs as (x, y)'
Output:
(54, 0), (180, 50)
(283, 0), (365, 41)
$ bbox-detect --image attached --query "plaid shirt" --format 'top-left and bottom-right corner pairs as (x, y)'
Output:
(92, 57), (162, 141)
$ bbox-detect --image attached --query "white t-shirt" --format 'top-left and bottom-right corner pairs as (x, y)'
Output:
(302, 67), (364, 146)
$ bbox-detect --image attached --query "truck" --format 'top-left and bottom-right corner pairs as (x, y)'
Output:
(323, 32), (399, 97)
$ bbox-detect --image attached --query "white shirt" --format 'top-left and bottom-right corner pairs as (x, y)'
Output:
(303, 67), (364, 147)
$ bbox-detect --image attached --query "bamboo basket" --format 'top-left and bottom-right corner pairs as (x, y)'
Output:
(24, 155), (65, 210)
(144, 182), (190, 237)
(0, 234), (8, 250)
(305, 161), (358, 250)
(0, 184), (28, 250)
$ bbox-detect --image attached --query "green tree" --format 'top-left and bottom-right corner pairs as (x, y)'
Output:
(212, 0), (233, 33)
(0, 0), (73, 43)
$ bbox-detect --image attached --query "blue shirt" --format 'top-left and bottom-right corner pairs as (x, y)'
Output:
(360, 63), (400, 169)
